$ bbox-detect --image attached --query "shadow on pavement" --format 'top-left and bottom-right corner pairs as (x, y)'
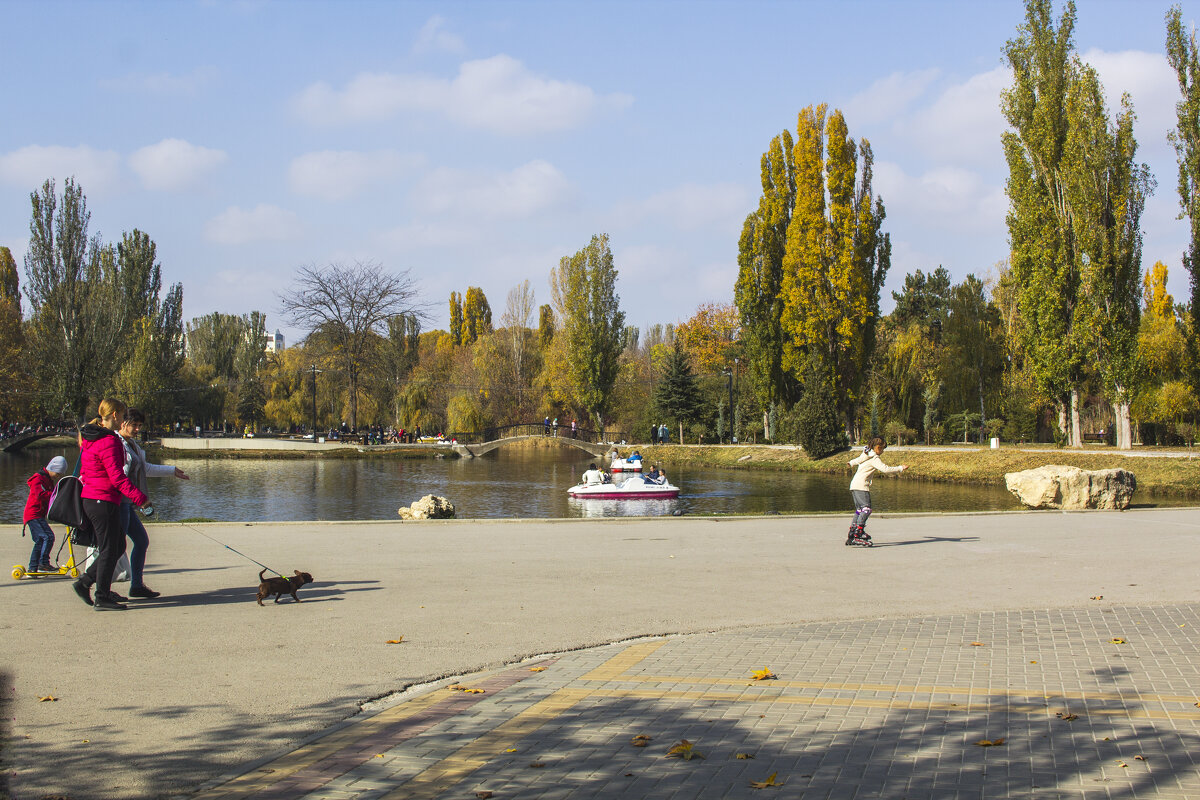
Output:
(121, 581), (381, 608)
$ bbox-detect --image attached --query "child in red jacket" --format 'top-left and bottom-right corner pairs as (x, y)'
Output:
(23, 456), (67, 573)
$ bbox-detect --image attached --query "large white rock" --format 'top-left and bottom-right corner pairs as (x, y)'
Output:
(1004, 465), (1136, 510)
(398, 495), (456, 520)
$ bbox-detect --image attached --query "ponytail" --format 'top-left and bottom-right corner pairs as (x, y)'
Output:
(89, 398), (128, 426)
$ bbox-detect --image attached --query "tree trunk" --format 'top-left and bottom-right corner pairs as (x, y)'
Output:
(1113, 398), (1132, 450)
(1057, 401), (1068, 442)
(1069, 388), (1083, 447)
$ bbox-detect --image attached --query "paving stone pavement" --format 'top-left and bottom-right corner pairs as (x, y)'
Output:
(191, 603), (1200, 800)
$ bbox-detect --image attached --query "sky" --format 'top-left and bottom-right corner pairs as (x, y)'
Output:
(0, 0), (1196, 344)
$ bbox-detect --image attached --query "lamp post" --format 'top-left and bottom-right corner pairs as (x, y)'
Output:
(307, 364), (322, 439)
(722, 368), (733, 444)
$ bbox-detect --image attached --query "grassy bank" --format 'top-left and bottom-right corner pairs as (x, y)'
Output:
(146, 444), (456, 460)
(626, 444), (1200, 498)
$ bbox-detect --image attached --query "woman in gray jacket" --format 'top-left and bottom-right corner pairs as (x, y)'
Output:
(117, 408), (189, 598)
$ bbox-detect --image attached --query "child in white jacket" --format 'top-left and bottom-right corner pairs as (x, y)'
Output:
(846, 437), (906, 546)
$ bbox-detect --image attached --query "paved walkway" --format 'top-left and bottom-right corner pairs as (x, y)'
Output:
(193, 604), (1200, 800)
(6, 509), (1200, 800)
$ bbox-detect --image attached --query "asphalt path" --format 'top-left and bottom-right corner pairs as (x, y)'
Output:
(4, 508), (1200, 799)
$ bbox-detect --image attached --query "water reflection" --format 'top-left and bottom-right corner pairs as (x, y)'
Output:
(0, 443), (1072, 522)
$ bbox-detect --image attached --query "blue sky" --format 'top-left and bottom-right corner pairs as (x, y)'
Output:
(0, 0), (1193, 342)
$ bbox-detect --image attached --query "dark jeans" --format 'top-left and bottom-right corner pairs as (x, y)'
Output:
(82, 498), (125, 595)
(118, 501), (150, 588)
(27, 518), (54, 568)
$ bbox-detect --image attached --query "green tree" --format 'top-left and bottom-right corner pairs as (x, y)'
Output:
(779, 104), (890, 434)
(0, 247), (24, 418)
(890, 267), (952, 340)
(736, 130), (794, 410)
(940, 276), (1006, 437)
(551, 234), (625, 427)
(652, 340), (704, 434)
(537, 303), (554, 351)
(1167, 4), (1200, 395)
(186, 312), (246, 380)
(449, 291), (464, 346)
(796, 358), (846, 459)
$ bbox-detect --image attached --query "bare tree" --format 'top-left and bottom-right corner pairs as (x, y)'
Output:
(501, 279), (535, 412)
(278, 261), (423, 431)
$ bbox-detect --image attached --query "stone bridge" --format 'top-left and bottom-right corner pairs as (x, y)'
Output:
(1, 431), (66, 453)
(453, 434), (609, 459)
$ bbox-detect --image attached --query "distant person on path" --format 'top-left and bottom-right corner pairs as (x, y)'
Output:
(650, 425), (658, 445)
(544, 417), (551, 436)
(117, 408), (190, 599)
(72, 399), (148, 611)
(23, 455), (67, 574)
(659, 423), (669, 444)
(571, 419), (576, 439)
(846, 437), (906, 547)
(552, 417), (558, 437)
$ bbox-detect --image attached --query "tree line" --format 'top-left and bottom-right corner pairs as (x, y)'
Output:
(3, 0), (1199, 453)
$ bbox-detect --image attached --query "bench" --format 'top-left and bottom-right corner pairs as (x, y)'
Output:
(1082, 432), (1108, 444)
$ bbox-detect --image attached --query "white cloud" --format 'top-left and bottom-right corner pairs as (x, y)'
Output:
(1083, 48), (1177, 155)
(295, 54), (632, 135)
(289, 150), (425, 200)
(412, 15), (465, 56)
(0, 145), (122, 192)
(413, 160), (572, 219)
(896, 66), (1011, 166)
(129, 138), (227, 191)
(204, 204), (302, 244)
(618, 183), (751, 233)
(844, 68), (940, 126)
(378, 220), (481, 249)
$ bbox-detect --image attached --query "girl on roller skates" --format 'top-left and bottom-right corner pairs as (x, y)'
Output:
(846, 437), (907, 547)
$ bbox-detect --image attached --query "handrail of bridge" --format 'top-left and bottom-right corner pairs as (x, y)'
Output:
(446, 422), (630, 446)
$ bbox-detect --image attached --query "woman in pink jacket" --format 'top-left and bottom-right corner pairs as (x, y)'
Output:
(72, 399), (148, 611)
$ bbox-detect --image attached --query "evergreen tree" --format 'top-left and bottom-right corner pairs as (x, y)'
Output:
(652, 340), (704, 431)
(796, 359), (846, 459)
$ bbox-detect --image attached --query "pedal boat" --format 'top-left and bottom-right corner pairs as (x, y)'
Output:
(567, 475), (679, 499)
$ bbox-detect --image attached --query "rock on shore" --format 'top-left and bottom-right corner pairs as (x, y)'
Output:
(398, 495), (456, 519)
(1004, 465), (1136, 510)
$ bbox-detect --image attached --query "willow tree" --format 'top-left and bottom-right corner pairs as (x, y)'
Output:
(1004, 0), (1150, 448)
(778, 104), (890, 433)
(736, 129), (794, 410)
(551, 233), (625, 428)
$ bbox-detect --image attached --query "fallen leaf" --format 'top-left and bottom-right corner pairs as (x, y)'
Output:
(751, 668), (777, 681)
(385, 637), (404, 644)
(1056, 712), (1079, 721)
(529, 666), (547, 672)
(974, 738), (1006, 747)
(81, 739), (89, 743)
(476, 793), (494, 799)
(631, 735), (652, 747)
(505, 748), (518, 753)
(1117, 761), (1129, 768)
(750, 772), (785, 789)
(37, 695), (57, 702)
(735, 753), (756, 759)
(1030, 660), (1038, 664)
(1135, 755), (1147, 761)
(529, 762), (545, 768)
(448, 685), (486, 694)
(1103, 737), (1112, 741)
(666, 739), (705, 760)
(374, 754), (383, 758)
(1110, 638), (1126, 644)
(1091, 596), (1103, 600)
(970, 641), (986, 647)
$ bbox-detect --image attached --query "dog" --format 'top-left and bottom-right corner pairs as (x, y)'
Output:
(256, 568), (313, 606)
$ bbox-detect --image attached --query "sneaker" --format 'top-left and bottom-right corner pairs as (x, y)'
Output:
(102, 590), (129, 603)
(129, 585), (160, 599)
(38, 564), (56, 574)
(93, 595), (127, 611)
(72, 579), (94, 607)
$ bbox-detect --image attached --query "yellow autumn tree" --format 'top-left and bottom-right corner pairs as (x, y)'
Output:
(779, 104), (890, 430)
(675, 302), (739, 374)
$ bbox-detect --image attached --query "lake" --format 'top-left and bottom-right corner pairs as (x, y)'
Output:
(0, 444), (1037, 522)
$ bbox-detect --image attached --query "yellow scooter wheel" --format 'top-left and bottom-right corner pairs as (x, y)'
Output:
(69, 567), (79, 578)
(12, 565), (25, 580)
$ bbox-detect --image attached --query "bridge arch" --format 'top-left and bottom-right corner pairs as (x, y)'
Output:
(452, 434), (608, 458)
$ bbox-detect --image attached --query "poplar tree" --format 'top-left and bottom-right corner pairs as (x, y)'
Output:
(537, 304), (554, 350)
(1166, 4), (1200, 392)
(1004, 0), (1150, 448)
(463, 286), (491, 345)
(736, 130), (794, 409)
(449, 291), (463, 346)
(779, 104), (890, 433)
(0, 247), (23, 417)
(552, 234), (625, 427)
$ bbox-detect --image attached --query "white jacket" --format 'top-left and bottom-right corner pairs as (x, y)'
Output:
(848, 451), (903, 491)
(120, 435), (176, 497)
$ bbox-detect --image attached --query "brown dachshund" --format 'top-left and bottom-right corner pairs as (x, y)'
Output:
(256, 568), (313, 606)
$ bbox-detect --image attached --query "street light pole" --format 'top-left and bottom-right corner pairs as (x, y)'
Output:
(308, 364), (322, 439)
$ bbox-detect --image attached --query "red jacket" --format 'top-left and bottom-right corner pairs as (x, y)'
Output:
(23, 470), (53, 524)
(79, 424), (148, 506)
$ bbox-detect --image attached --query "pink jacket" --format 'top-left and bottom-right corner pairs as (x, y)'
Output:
(79, 425), (148, 506)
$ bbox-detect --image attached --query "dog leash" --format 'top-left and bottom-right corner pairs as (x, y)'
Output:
(175, 521), (283, 576)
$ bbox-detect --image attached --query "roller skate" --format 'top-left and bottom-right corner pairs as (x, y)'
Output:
(847, 525), (873, 547)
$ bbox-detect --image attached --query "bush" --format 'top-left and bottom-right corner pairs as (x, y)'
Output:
(797, 363), (847, 459)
